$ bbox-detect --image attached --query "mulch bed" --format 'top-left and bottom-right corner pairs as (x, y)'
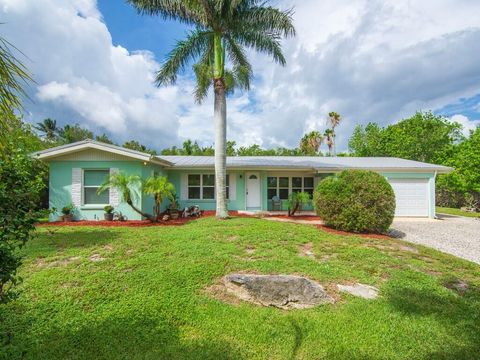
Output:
(316, 225), (391, 240)
(267, 215), (322, 221)
(37, 211), (244, 227)
(37, 211), (391, 239)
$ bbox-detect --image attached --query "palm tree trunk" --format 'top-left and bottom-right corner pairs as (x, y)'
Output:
(127, 199), (155, 222)
(213, 33), (228, 219)
(214, 78), (228, 219)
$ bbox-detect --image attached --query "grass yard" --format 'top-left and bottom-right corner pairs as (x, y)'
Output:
(436, 206), (480, 218)
(1, 217), (480, 359)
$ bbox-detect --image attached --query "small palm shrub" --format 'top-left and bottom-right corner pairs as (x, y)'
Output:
(314, 170), (395, 233)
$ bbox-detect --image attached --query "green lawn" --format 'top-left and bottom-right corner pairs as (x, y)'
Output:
(436, 206), (480, 218)
(1, 217), (480, 359)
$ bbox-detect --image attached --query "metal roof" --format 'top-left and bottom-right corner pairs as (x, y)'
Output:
(31, 140), (452, 173)
(157, 155), (453, 173)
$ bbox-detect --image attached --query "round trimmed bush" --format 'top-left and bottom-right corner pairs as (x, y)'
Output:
(314, 170), (395, 233)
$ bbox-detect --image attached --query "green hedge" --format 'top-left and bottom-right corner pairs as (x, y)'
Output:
(314, 170), (395, 233)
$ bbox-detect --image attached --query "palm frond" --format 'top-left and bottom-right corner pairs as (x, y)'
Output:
(231, 6), (295, 38)
(156, 29), (210, 86)
(232, 30), (286, 65)
(0, 36), (32, 137)
(193, 61), (212, 103)
(127, 0), (209, 26)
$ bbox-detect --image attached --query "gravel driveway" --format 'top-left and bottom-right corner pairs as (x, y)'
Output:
(390, 214), (480, 264)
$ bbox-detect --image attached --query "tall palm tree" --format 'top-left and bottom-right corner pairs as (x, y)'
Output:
(324, 128), (334, 156)
(34, 118), (58, 141)
(143, 175), (176, 221)
(327, 111), (341, 155)
(128, 0), (295, 219)
(300, 130), (323, 155)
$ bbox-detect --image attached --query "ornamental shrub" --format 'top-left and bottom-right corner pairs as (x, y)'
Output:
(0, 142), (46, 303)
(314, 170), (395, 233)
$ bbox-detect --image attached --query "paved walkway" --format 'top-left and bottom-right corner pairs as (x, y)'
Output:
(390, 215), (480, 264)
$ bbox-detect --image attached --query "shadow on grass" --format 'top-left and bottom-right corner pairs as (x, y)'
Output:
(289, 318), (304, 360)
(1, 311), (244, 360)
(38, 229), (122, 250)
(385, 284), (480, 359)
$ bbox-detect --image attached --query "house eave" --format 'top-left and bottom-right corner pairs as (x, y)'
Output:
(32, 140), (173, 167)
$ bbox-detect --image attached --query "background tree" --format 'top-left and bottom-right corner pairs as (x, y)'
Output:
(34, 118), (58, 142)
(327, 111), (341, 155)
(95, 133), (115, 144)
(349, 111), (462, 163)
(348, 123), (384, 157)
(57, 124), (94, 144)
(128, 0), (295, 218)
(324, 128), (334, 156)
(226, 140), (236, 156)
(436, 128), (480, 208)
(300, 131), (323, 155)
(123, 140), (157, 155)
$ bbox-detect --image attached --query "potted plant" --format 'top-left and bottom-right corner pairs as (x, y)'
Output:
(61, 203), (75, 222)
(104, 205), (114, 221)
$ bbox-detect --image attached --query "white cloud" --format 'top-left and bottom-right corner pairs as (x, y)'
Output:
(450, 114), (480, 136)
(1, 0), (480, 151)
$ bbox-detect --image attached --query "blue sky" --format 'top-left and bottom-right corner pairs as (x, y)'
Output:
(97, 1), (188, 61)
(0, 0), (479, 151)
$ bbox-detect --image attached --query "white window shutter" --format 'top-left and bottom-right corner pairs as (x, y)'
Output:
(180, 173), (188, 200)
(109, 168), (120, 206)
(229, 173), (236, 201)
(71, 168), (82, 207)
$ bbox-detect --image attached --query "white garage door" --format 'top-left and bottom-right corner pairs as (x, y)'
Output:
(388, 178), (429, 217)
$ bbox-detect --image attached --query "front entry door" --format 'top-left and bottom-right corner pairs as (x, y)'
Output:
(246, 172), (261, 208)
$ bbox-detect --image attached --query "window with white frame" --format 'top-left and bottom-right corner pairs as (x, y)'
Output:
(267, 176), (315, 200)
(303, 177), (314, 196)
(83, 169), (109, 205)
(188, 174), (229, 200)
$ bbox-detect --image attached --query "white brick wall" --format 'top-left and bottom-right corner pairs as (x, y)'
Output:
(71, 168), (82, 207)
(109, 168), (120, 206)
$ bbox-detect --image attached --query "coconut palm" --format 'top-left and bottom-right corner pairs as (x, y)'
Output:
(300, 130), (323, 155)
(143, 175), (176, 221)
(327, 111), (341, 155)
(128, 0), (295, 218)
(324, 128), (334, 156)
(34, 118), (58, 141)
(97, 172), (154, 221)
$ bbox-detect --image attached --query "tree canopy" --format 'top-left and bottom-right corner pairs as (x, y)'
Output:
(348, 111), (463, 163)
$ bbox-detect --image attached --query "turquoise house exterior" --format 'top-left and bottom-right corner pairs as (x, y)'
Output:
(34, 140), (452, 221)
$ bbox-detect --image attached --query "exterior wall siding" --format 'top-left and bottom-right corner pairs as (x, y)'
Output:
(47, 155), (437, 219)
(49, 161), (146, 221)
(166, 170), (246, 211)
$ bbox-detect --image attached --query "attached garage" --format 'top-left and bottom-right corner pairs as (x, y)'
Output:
(388, 178), (431, 217)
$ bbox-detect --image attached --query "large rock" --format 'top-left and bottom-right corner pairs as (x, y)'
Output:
(224, 274), (334, 309)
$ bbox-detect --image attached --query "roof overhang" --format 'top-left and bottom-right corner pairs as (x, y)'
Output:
(316, 167), (453, 174)
(32, 140), (173, 167)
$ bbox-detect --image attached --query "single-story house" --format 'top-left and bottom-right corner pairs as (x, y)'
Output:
(33, 140), (452, 221)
